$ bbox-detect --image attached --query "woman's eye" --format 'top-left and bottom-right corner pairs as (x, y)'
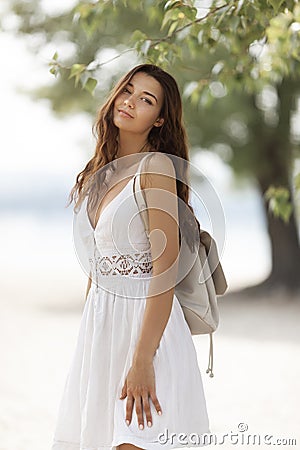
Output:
(142, 97), (152, 105)
(123, 87), (131, 93)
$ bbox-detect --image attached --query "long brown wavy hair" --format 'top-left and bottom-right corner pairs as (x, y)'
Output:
(67, 63), (200, 251)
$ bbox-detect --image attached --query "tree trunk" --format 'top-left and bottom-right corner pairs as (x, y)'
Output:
(238, 78), (300, 296)
(256, 171), (300, 291)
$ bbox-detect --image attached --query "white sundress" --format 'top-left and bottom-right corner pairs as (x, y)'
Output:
(51, 154), (211, 450)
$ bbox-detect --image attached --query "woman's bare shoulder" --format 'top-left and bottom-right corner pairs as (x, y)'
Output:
(140, 152), (175, 190)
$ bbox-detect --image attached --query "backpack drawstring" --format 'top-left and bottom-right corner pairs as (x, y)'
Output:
(206, 332), (214, 378)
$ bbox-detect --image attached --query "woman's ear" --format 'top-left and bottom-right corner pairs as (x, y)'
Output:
(153, 117), (164, 128)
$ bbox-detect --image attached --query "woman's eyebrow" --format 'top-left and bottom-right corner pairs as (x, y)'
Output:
(127, 82), (158, 103)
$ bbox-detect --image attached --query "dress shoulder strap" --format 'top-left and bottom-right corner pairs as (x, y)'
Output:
(133, 153), (153, 237)
(133, 152), (153, 191)
(135, 152), (152, 176)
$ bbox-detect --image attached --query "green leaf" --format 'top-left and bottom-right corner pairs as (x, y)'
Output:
(161, 9), (176, 30)
(75, 3), (95, 20)
(130, 29), (148, 46)
(164, 1), (182, 12)
(264, 185), (293, 223)
(215, 4), (232, 27)
(294, 4), (300, 21)
(267, 0), (285, 13)
(52, 51), (58, 61)
(229, 16), (240, 32)
(168, 20), (179, 37)
(83, 77), (97, 95)
(69, 63), (86, 79)
(183, 6), (197, 22)
(49, 66), (57, 76)
(68, 63), (86, 88)
(241, 16), (247, 30)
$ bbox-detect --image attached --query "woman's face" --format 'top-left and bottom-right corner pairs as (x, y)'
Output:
(113, 72), (164, 135)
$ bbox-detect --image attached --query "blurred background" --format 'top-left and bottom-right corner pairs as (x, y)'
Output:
(0, 1), (299, 449)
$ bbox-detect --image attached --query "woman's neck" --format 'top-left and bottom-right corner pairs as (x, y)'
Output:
(117, 132), (149, 158)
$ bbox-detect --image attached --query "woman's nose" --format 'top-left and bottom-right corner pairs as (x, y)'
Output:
(124, 96), (134, 108)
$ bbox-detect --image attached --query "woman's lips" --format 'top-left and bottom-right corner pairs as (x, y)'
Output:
(118, 109), (134, 118)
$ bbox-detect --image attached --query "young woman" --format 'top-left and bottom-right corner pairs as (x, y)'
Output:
(51, 64), (210, 450)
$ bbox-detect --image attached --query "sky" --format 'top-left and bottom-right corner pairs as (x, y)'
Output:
(0, 30), (94, 212)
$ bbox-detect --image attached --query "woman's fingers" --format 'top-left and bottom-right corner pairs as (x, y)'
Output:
(135, 394), (144, 429)
(142, 391), (152, 427)
(124, 391), (144, 428)
(125, 389), (162, 428)
(150, 390), (163, 416)
(120, 382), (127, 399)
(125, 393), (134, 426)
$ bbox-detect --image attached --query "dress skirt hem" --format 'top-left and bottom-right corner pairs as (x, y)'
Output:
(52, 427), (212, 450)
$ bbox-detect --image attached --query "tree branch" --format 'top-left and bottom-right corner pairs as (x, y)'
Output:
(148, 1), (237, 47)
(50, 2), (238, 75)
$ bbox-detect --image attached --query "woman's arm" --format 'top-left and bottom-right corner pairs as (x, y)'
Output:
(120, 153), (180, 429)
(132, 154), (180, 365)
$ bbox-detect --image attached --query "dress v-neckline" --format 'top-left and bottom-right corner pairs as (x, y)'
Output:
(86, 175), (136, 232)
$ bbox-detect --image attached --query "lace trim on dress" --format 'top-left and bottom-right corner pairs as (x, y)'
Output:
(89, 251), (153, 277)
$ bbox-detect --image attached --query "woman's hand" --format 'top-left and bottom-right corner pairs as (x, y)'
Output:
(119, 359), (162, 430)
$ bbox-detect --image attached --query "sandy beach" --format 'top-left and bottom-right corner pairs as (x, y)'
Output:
(1, 254), (299, 450)
(0, 173), (299, 450)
